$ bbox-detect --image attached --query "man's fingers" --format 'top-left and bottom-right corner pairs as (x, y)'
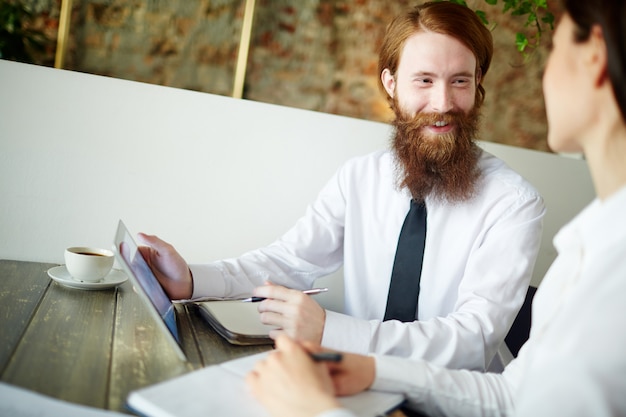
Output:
(137, 232), (159, 246)
(268, 328), (286, 340)
(137, 245), (152, 260)
(257, 298), (293, 315)
(253, 283), (295, 301)
(259, 309), (289, 328)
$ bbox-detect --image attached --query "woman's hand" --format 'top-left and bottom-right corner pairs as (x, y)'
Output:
(246, 335), (341, 417)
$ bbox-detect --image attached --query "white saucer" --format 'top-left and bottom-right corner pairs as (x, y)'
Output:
(47, 265), (127, 290)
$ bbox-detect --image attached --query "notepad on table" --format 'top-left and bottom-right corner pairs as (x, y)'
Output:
(126, 352), (405, 417)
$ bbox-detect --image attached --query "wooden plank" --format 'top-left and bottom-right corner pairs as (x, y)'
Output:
(109, 289), (267, 410)
(0, 260), (53, 370)
(174, 303), (203, 369)
(108, 281), (191, 412)
(2, 272), (117, 409)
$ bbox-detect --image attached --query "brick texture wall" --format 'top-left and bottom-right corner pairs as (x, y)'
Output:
(21, 0), (554, 151)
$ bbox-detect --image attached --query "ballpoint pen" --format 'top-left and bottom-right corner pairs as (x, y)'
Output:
(309, 351), (342, 362)
(241, 287), (329, 302)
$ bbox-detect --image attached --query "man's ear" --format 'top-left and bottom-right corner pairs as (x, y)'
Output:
(381, 68), (395, 98)
(475, 67), (482, 88)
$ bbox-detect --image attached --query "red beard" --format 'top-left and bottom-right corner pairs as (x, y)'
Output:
(391, 106), (482, 203)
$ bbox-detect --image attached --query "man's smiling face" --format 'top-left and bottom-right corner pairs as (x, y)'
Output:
(382, 30), (483, 203)
(381, 30), (479, 135)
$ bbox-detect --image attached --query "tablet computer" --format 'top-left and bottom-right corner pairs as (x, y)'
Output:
(113, 220), (273, 354)
(113, 220), (187, 361)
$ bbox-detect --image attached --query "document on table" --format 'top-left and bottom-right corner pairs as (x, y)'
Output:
(0, 382), (127, 417)
(127, 351), (405, 417)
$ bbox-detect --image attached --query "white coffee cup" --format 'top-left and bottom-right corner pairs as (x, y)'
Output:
(65, 247), (114, 282)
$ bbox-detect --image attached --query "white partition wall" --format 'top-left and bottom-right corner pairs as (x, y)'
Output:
(0, 60), (594, 310)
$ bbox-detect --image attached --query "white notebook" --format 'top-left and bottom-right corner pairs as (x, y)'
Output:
(127, 352), (405, 417)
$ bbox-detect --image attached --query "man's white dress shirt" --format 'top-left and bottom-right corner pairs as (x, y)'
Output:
(190, 149), (544, 371)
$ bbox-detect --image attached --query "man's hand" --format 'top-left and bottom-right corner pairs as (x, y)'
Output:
(253, 282), (326, 344)
(137, 233), (193, 300)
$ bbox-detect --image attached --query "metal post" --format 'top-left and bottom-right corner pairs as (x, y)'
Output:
(232, 0), (256, 99)
(54, 0), (73, 69)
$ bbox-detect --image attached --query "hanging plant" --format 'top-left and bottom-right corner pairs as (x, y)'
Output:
(444, 0), (555, 56)
(0, 1), (49, 64)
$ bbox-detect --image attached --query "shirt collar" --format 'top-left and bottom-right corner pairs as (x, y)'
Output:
(554, 184), (626, 257)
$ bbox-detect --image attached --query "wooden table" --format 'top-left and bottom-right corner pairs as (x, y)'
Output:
(1, 259), (410, 416)
(0, 259), (269, 413)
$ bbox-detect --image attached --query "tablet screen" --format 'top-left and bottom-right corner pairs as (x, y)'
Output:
(114, 220), (183, 354)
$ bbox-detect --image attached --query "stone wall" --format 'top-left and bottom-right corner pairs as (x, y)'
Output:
(20, 0), (554, 151)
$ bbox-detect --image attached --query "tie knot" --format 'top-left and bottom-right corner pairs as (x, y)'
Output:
(411, 199), (425, 209)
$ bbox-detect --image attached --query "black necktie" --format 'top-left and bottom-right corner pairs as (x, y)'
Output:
(384, 199), (427, 322)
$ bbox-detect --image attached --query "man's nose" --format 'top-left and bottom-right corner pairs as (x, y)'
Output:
(430, 84), (454, 113)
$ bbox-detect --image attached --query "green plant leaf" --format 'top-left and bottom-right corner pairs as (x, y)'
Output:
(542, 13), (555, 29)
(516, 32), (529, 52)
(512, 3), (533, 16)
(462, 0), (555, 56)
(475, 10), (489, 25)
(502, 0), (515, 13)
(525, 12), (538, 28)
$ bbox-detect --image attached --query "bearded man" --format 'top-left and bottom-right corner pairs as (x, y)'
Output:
(139, 2), (545, 372)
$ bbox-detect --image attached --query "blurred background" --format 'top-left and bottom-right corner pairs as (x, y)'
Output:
(1, 0), (557, 151)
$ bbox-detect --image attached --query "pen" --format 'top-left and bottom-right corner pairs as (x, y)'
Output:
(241, 287), (329, 302)
(310, 351), (342, 362)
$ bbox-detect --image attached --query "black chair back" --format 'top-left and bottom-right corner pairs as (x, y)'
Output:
(505, 286), (537, 357)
